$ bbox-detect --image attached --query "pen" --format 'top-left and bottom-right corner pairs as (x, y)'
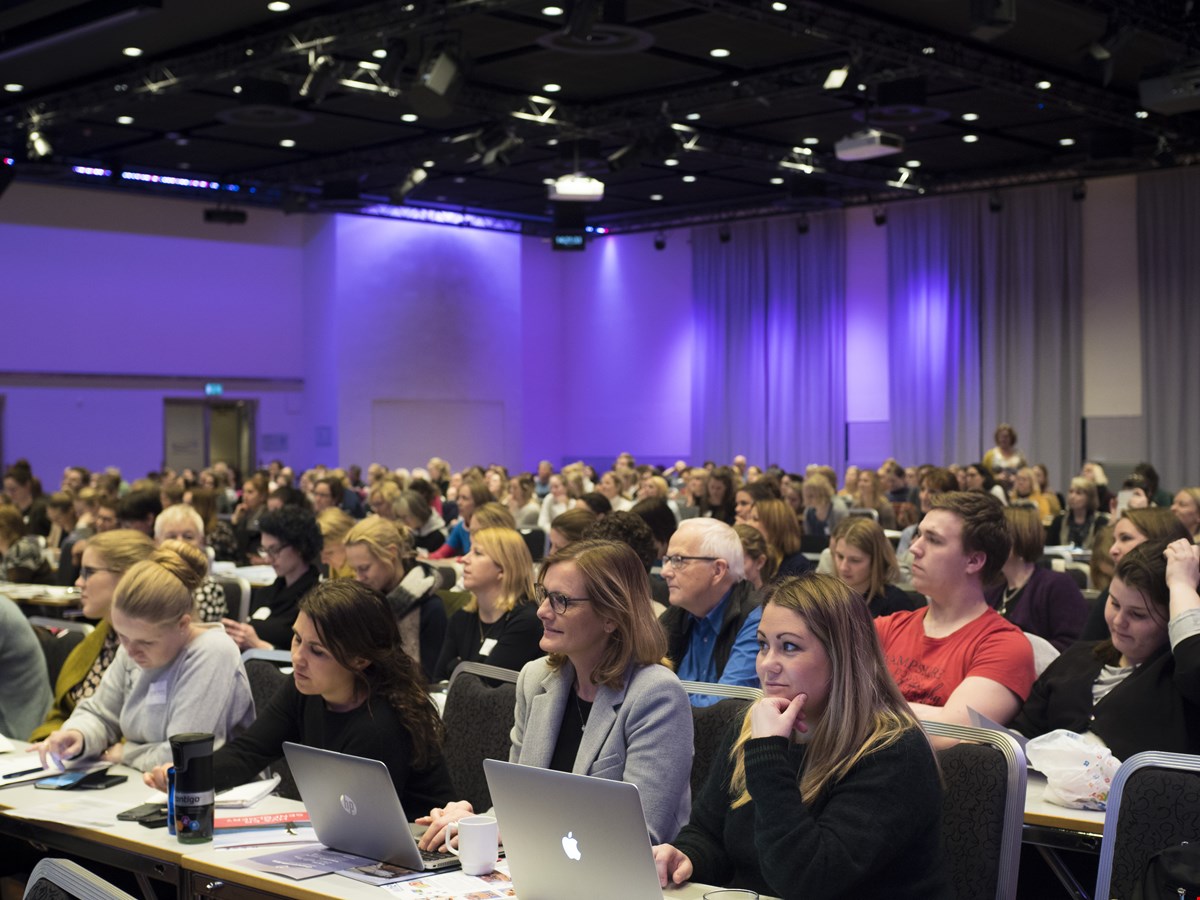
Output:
(4, 767), (47, 780)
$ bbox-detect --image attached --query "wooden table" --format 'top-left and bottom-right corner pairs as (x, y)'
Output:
(1022, 773), (1107, 900)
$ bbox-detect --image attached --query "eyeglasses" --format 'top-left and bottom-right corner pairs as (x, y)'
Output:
(257, 543), (291, 559)
(80, 566), (115, 581)
(533, 582), (592, 614)
(662, 555), (718, 570)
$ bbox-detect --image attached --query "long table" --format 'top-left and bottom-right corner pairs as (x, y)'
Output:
(1022, 774), (1106, 900)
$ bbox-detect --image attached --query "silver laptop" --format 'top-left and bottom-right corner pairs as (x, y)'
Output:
(484, 759), (665, 900)
(282, 742), (459, 871)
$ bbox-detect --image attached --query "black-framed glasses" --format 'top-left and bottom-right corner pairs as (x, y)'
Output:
(662, 555), (719, 570)
(533, 582), (592, 614)
(80, 565), (115, 581)
(256, 542), (291, 559)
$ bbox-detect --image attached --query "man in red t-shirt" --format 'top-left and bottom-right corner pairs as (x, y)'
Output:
(875, 491), (1035, 727)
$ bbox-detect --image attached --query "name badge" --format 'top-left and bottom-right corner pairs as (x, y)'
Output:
(147, 681), (169, 706)
(251, 607), (271, 621)
(479, 638), (498, 657)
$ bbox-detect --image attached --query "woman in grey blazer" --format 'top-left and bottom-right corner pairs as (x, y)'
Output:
(420, 539), (693, 848)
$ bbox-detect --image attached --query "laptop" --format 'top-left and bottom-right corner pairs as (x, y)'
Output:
(484, 759), (665, 900)
(282, 742), (460, 871)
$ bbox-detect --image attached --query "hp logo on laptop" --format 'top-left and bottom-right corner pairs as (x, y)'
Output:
(340, 794), (358, 816)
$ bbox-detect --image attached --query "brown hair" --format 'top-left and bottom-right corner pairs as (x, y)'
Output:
(830, 516), (899, 600)
(927, 491), (1011, 586)
(86, 529), (156, 574)
(1004, 506), (1045, 564)
(753, 498), (803, 559)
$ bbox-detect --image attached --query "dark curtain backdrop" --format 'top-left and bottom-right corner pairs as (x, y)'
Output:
(1138, 168), (1200, 487)
(690, 211), (846, 470)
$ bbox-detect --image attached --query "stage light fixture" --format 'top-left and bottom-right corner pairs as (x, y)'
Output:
(653, 232), (666, 251)
(410, 45), (462, 117)
(873, 206), (887, 227)
(27, 128), (51, 158)
(389, 166), (428, 204)
(823, 66), (850, 90)
(299, 53), (337, 102)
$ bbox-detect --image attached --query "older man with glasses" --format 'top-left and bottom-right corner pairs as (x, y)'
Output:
(659, 518), (762, 706)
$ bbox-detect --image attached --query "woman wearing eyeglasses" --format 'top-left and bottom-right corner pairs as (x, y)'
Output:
(29, 530), (156, 740)
(419, 539), (692, 849)
(223, 506), (322, 652)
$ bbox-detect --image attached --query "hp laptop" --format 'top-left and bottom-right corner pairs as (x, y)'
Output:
(483, 759), (665, 900)
(282, 742), (459, 871)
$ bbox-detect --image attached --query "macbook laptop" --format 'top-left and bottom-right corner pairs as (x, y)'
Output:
(282, 742), (459, 871)
(484, 759), (665, 900)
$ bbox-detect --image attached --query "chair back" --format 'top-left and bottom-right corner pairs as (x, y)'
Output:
(23, 859), (135, 900)
(1095, 751), (1200, 900)
(923, 721), (1026, 900)
(31, 625), (87, 691)
(846, 507), (880, 521)
(1024, 632), (1061, 677)
(212, 575), (252, 622)
(240, 650), (299, 800)
(690, 698), (752, 796)
(443, 662), (519, 811)
(520, 528), (546, 562)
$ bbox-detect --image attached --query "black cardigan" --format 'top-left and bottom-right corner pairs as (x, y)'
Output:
(1011, 633), (1200, 759)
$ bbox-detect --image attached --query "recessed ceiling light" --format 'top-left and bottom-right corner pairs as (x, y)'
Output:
(856, 83), (867, 92)
(4, 83), (24, 92)
(905, 159), (921, 168)
(682, 175), (697, 182)
(542, 83), (562, 93)
(686, 112), (701, 121)
(546, 138), (559, 146)
(232, 85), (243, 94)
(423, 160), (435, 167)
(1135, 109), (1149, 119)
(279, 138), (296, 148)
(542, 5), (564, 14)
(1036, 80), (1052, 90)
(650, 193), (664, 201)
(543, 178), (556, 185)
(267, 1), (290, 10)
(771, 1), (787, 10)
(801, 137), (819, 146)
(962, 134), (980, 143)
(117, 115), (134, 125)
(922, 46), (936, 55)
(122, 46), (143, 57)
(664, 158), (680, 167)
(962, 112), (979, 122)
(1059, 138), (1076, 146)
(710, 48), (730, 58)
(372, 48), (388, 59)
(401, 113), (418, 122)
(769, 177), (784, 185)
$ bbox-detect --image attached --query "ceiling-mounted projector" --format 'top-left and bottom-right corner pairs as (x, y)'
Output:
(834, 129), (904, 161)
(548, 173), (604, 202)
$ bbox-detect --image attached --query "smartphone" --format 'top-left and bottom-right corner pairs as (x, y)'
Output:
(75, 772), (128, 790)
(118, 802), (170, 822)
(35, 769), (95, 790)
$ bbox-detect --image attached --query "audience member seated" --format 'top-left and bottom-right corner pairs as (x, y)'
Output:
(186, 487), (237, 562)
(1047, 477), (1109, 551)
(653, 574), (951, 900)
(317, 507), (355, 579)
(0, 506), (52, 583)
(0, 594), (52, 740)
(982, 422), (1026, 490)
(418, 540), (692, 848)
(367, 479), (402, 520)
(734, 480), (781, 526)
(223, 506), (323, 652)
(430, 476), (489, 559)
(830, 517), (918, 618)
(986, 507), (1087, 650)
(851, 469), (898, 529)
(145, 580), (455, 808)
(537, 474), (571, 534)
(117, 490), (162, 536)
(734, 524), (775, 592)
(1010, 539), (1200, 759)
(749, 498), (814, 579)
(1077, 508), (1192, 641)
(31, 530), (156, 740)
(1172, 486), (1200, 542)
(231, 474), (269, 564)
(154, 504), (227, 622)
(344, 516), (446, 681)
(963, 462), (1009, 506)
(895, 466), (960, 578)
(1112, 473), (1154, 515)
(470, 501), (517, 533)
(1034, 463), (1065, 512)
(507, 474), (542, 527)
(4, 462), (50, 537)
(395, 489), (447, 554)
(1010, 466), (1060, 520)
(548, 507), (598, 555)
(703, 467), (737, 525)
(596, 470), (633, 512)
(583, 511), (669, 612)
(800, 474), (846, 538)
(44, 491), (78, 555)
(433, 527), (543, 681)
(661, 519), (761, 705)
(1080, 461), (1112, 514)
(875, 492), (1035, 727)
(36, 542), (254, 771)
(1090, 525), (1116, 594)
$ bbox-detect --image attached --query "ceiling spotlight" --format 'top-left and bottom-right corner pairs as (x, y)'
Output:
(664, 158), (680, 167)
(771, 1), (788, 10)
(1059, 137), (1076, 147)
(27, 128), (51, 158)
(686, 112), (701, 121)
(873, 206), (887, 227)
(122, 46), (143, 57)
(710, 48), (731, 58)
(769, 177), (784, 185)
(267, 1), (290, 10)
(372, 48), (388, 59)
(962, 134), (980, 143)
(401, 113), (418, 123)
(905, 159), (921, 167)
(1135, 110), (1149, 119)
(682, 175), (697, 183)
(117, 115), (134, 125)
(650, 193), (663, 201)
(1036, 80), (1052, 90)
(802, 136), (819, 145)
(279, 138), (296, 148)
(823, 66), (850, 90)
(542, 83), (562, 93)
(4, 83), (23, 92)
(390, 166), (428, 203)
(718, 224), (731, 243)
(654, 232), (666, 251)
(962, 112), (979, 122)
(542, 5), (564, 14)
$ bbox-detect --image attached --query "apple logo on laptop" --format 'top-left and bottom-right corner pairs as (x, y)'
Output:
(340, 794), (358, 816)
(561, 831), (582, 861)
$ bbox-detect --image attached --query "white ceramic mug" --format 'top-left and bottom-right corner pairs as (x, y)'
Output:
(445, 814), (499, 876)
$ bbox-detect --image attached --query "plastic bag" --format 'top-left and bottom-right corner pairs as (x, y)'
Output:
(1025, 729), (1121, 810)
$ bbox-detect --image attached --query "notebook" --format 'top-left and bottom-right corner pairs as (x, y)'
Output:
(282, 742), (459, 871)
(483, 759), (665, 900)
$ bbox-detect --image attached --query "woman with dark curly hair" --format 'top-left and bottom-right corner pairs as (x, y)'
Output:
(146, 579), (454, 808)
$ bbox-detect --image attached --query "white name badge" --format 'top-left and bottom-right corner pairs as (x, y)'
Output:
(147, 680), (169, 706)
(478, 638), (498, 657)
(251, 607), (271, 621)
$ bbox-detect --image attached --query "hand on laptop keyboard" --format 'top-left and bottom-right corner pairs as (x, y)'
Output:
(415, 800), (475, 851)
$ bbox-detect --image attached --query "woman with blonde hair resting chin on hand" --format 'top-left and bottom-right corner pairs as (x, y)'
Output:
(653, 574), (952, 900)
(418, 539), (692, 849)
(36, 541), (254, 772)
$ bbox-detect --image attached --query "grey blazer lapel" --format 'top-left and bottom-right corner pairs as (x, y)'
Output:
(574, 670), (631, 775)
(523, 661), (573, 769)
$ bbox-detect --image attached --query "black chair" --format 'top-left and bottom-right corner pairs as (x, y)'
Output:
(23, 859), (135, 900)
(212, 575), (252, 622)
(520, 528), (546, 562)
(1094, 751), (1200, 900)
(689, 698), (752, 796)
(29, 619), (89, 690)
(442, 662), (519, 812)
(240, 649), (298, 800)
(923, 721), (1026, 900)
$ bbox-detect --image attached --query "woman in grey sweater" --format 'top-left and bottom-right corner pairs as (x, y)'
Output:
(36, 540), (254, 772)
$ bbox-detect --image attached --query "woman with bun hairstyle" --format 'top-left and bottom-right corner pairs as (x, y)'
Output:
(36, 540), (254, 772)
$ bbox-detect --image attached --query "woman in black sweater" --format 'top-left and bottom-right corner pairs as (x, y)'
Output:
(653, 574), (951, 900)
(147, 580), (454, 811)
